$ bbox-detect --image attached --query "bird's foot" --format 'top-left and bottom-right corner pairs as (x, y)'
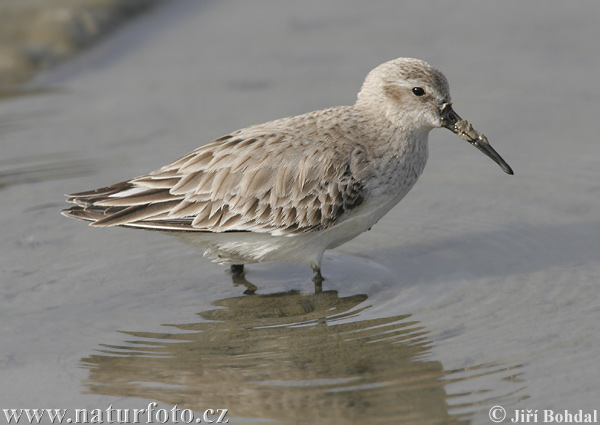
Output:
(229, 264), (256, 295)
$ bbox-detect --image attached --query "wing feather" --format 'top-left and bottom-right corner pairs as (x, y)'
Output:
(63, 107), (372, 234)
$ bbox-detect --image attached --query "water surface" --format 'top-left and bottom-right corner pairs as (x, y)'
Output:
(1, 1), (599, 424)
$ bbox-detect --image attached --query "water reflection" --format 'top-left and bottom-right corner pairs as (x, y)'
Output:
(0, 153), (96, 190)
(82, 290), (518, 424)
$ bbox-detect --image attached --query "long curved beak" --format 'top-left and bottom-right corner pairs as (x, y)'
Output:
(441, 103), (514, 175)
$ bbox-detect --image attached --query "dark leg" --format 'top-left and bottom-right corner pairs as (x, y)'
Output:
(230, 264), (244, 275)
(312, 266), (323, 293)
(229, 264), (256, 295)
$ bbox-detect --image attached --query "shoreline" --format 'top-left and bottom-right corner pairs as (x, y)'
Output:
(0, 0), (156, 87)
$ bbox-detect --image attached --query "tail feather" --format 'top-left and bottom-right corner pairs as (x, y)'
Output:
(66, 181), (132, 199)
(63, 180), (184, 228)
(92, 200), (181, 227)
(61, 206), (107, 223)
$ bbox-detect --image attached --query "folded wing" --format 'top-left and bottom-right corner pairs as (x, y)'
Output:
(63, 112), (372, 236)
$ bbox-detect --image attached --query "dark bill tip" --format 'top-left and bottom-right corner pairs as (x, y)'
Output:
(470, 138), (514, 175)
(440, 103), (514, 175)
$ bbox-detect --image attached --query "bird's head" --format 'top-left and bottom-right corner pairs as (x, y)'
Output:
(356, 58), (513, 175)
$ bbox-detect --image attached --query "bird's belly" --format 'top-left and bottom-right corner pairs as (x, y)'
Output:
(324, 181), (415, 249)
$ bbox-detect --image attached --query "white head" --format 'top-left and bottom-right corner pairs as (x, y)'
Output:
(356, 58), (513, 174)
(356, 58), (451, 131)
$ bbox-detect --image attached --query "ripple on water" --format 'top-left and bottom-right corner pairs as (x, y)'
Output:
(81, 283), (524, 424)
(0, 152), (96, 190)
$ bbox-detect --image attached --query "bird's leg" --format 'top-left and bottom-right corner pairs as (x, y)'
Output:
(229, 264), (256, 295)
(230, 264), (244, 276)
(312, 266), (324, 294)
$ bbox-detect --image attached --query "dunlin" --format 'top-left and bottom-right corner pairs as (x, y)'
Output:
(63, 58), (513, 285)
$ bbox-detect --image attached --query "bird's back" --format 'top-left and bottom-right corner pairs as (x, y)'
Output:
(63, 106), (379, 238)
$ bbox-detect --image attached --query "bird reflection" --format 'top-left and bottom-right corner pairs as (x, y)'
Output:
(82, 289), (469, 424)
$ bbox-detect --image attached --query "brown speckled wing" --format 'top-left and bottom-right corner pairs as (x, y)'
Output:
(63, 108), (372, 235)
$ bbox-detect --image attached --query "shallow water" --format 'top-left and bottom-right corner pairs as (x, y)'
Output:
(80, 285), (520, 425)
(1, 1), (600, 424)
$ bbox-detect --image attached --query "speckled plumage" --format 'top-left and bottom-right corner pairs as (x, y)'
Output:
(63, 58), (512, 278)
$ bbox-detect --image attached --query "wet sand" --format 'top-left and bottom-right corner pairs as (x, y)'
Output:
(1, 1), (600, 424)
(0, 0), (153, 85)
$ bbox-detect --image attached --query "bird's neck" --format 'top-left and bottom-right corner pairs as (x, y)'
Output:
(353, 101), (430, 175)
(385, 128), (429, 174)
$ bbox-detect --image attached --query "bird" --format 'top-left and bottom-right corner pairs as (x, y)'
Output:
(62, 57), (513, 287)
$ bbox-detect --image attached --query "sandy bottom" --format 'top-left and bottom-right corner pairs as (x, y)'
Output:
(1, 1), (599, 424)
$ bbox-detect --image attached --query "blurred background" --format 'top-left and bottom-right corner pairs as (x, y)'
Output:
(1, 1), (599, 424)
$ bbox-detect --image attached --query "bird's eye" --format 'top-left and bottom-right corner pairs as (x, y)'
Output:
(412, 87), (426, 97)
